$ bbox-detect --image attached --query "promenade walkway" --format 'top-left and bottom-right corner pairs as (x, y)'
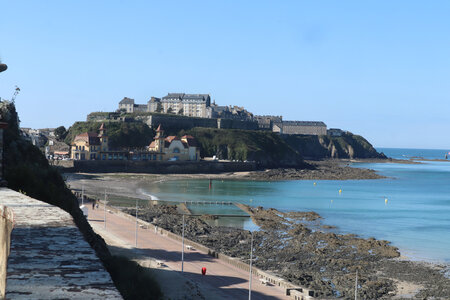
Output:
(87, 203), (290, 300)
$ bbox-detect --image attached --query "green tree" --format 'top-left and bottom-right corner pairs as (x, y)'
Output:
(167, 107), (174, 114)
(54, 126), (67, 141)
(178, 108), (184, 115)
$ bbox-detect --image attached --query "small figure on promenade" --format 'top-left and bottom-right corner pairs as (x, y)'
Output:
(92, 199), (97, 210)
(201, 267), (207, 276)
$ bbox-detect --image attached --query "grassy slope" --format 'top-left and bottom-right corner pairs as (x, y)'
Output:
(182, 127), (306, 167)
(65, 121), (154, 149)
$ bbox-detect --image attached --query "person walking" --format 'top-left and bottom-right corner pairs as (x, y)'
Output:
(92, 199), (96, 210)
(201, 267), (207, 276)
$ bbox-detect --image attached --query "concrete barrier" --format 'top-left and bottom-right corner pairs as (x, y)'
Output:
(0, 205), (14, 299)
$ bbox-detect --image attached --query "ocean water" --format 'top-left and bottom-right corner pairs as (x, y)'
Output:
(379, 147), (450, 160)
(137, 148), (450, 263)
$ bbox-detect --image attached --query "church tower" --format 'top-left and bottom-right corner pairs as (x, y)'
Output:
(154, 124), (165, 153)
(98, 123), (108, 152)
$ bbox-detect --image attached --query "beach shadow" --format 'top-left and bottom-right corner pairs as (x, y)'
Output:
(88, 219), (105, 222)
(106, 244), (283, 300)
(145, 267), (281, 300)
(108, 245), (216, 264)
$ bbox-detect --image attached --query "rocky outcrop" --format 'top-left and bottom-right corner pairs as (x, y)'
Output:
(283, 133), (387, 159)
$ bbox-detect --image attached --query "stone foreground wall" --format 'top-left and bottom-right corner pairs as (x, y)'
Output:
(0, 125), (6, 186)
(0, 188), (122, 299)
(0, 205), (14, 299)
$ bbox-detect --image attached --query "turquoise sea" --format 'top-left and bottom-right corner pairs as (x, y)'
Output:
(138, 148), (450, 263)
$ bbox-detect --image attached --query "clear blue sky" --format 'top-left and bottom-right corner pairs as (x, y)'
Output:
(1, 1), (449, 149)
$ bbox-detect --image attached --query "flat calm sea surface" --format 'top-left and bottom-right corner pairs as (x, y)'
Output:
(138, 148), (450, 263)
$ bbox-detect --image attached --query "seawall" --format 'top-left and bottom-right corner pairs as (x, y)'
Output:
(63, 160), (257, 174)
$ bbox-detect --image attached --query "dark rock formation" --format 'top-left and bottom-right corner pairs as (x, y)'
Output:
(283, 133), (387, 160)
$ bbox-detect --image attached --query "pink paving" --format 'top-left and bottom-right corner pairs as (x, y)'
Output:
(87, 203), (290, 299)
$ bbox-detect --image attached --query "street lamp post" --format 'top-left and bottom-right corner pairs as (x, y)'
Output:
(249, 231), (254, 300)
(104, 190), (107, 229)
(134, 196), (153, 248)
(135, 199), (139, 247)
(181, 214), (185, 273)
(81, 184), (84, 206)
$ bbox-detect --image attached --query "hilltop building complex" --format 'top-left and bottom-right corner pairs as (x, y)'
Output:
(114, 94), (334, 136)
(119, 93), (212, 118)
(118, 93), (253, 121)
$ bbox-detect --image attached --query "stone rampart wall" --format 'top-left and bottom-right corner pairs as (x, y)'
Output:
(282, 125), (327, 136)
(144, 114), (217, 130)
(72, 160), (257, 174)
(86, 111), (261, 131)
(217, 118), (259, 130)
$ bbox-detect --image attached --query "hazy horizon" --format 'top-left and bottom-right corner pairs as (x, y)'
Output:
(1, 1), (449, 149)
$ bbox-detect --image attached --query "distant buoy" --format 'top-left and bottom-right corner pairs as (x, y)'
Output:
(314, 182), (317, 186)
(339, 189), (342, 194)
(385, 198), (388, 205)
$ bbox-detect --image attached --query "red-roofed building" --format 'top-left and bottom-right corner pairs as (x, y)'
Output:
(148, 125), (200, 161)
(70, 124), (108, 160)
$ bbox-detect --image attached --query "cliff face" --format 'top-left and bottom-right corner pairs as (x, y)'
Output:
(283, 133), (386, 159)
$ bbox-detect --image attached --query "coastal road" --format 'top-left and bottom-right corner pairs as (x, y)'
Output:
(86, 203), (290, 300)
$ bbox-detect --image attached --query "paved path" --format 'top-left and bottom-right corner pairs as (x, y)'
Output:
(87, 203), (289, 300)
